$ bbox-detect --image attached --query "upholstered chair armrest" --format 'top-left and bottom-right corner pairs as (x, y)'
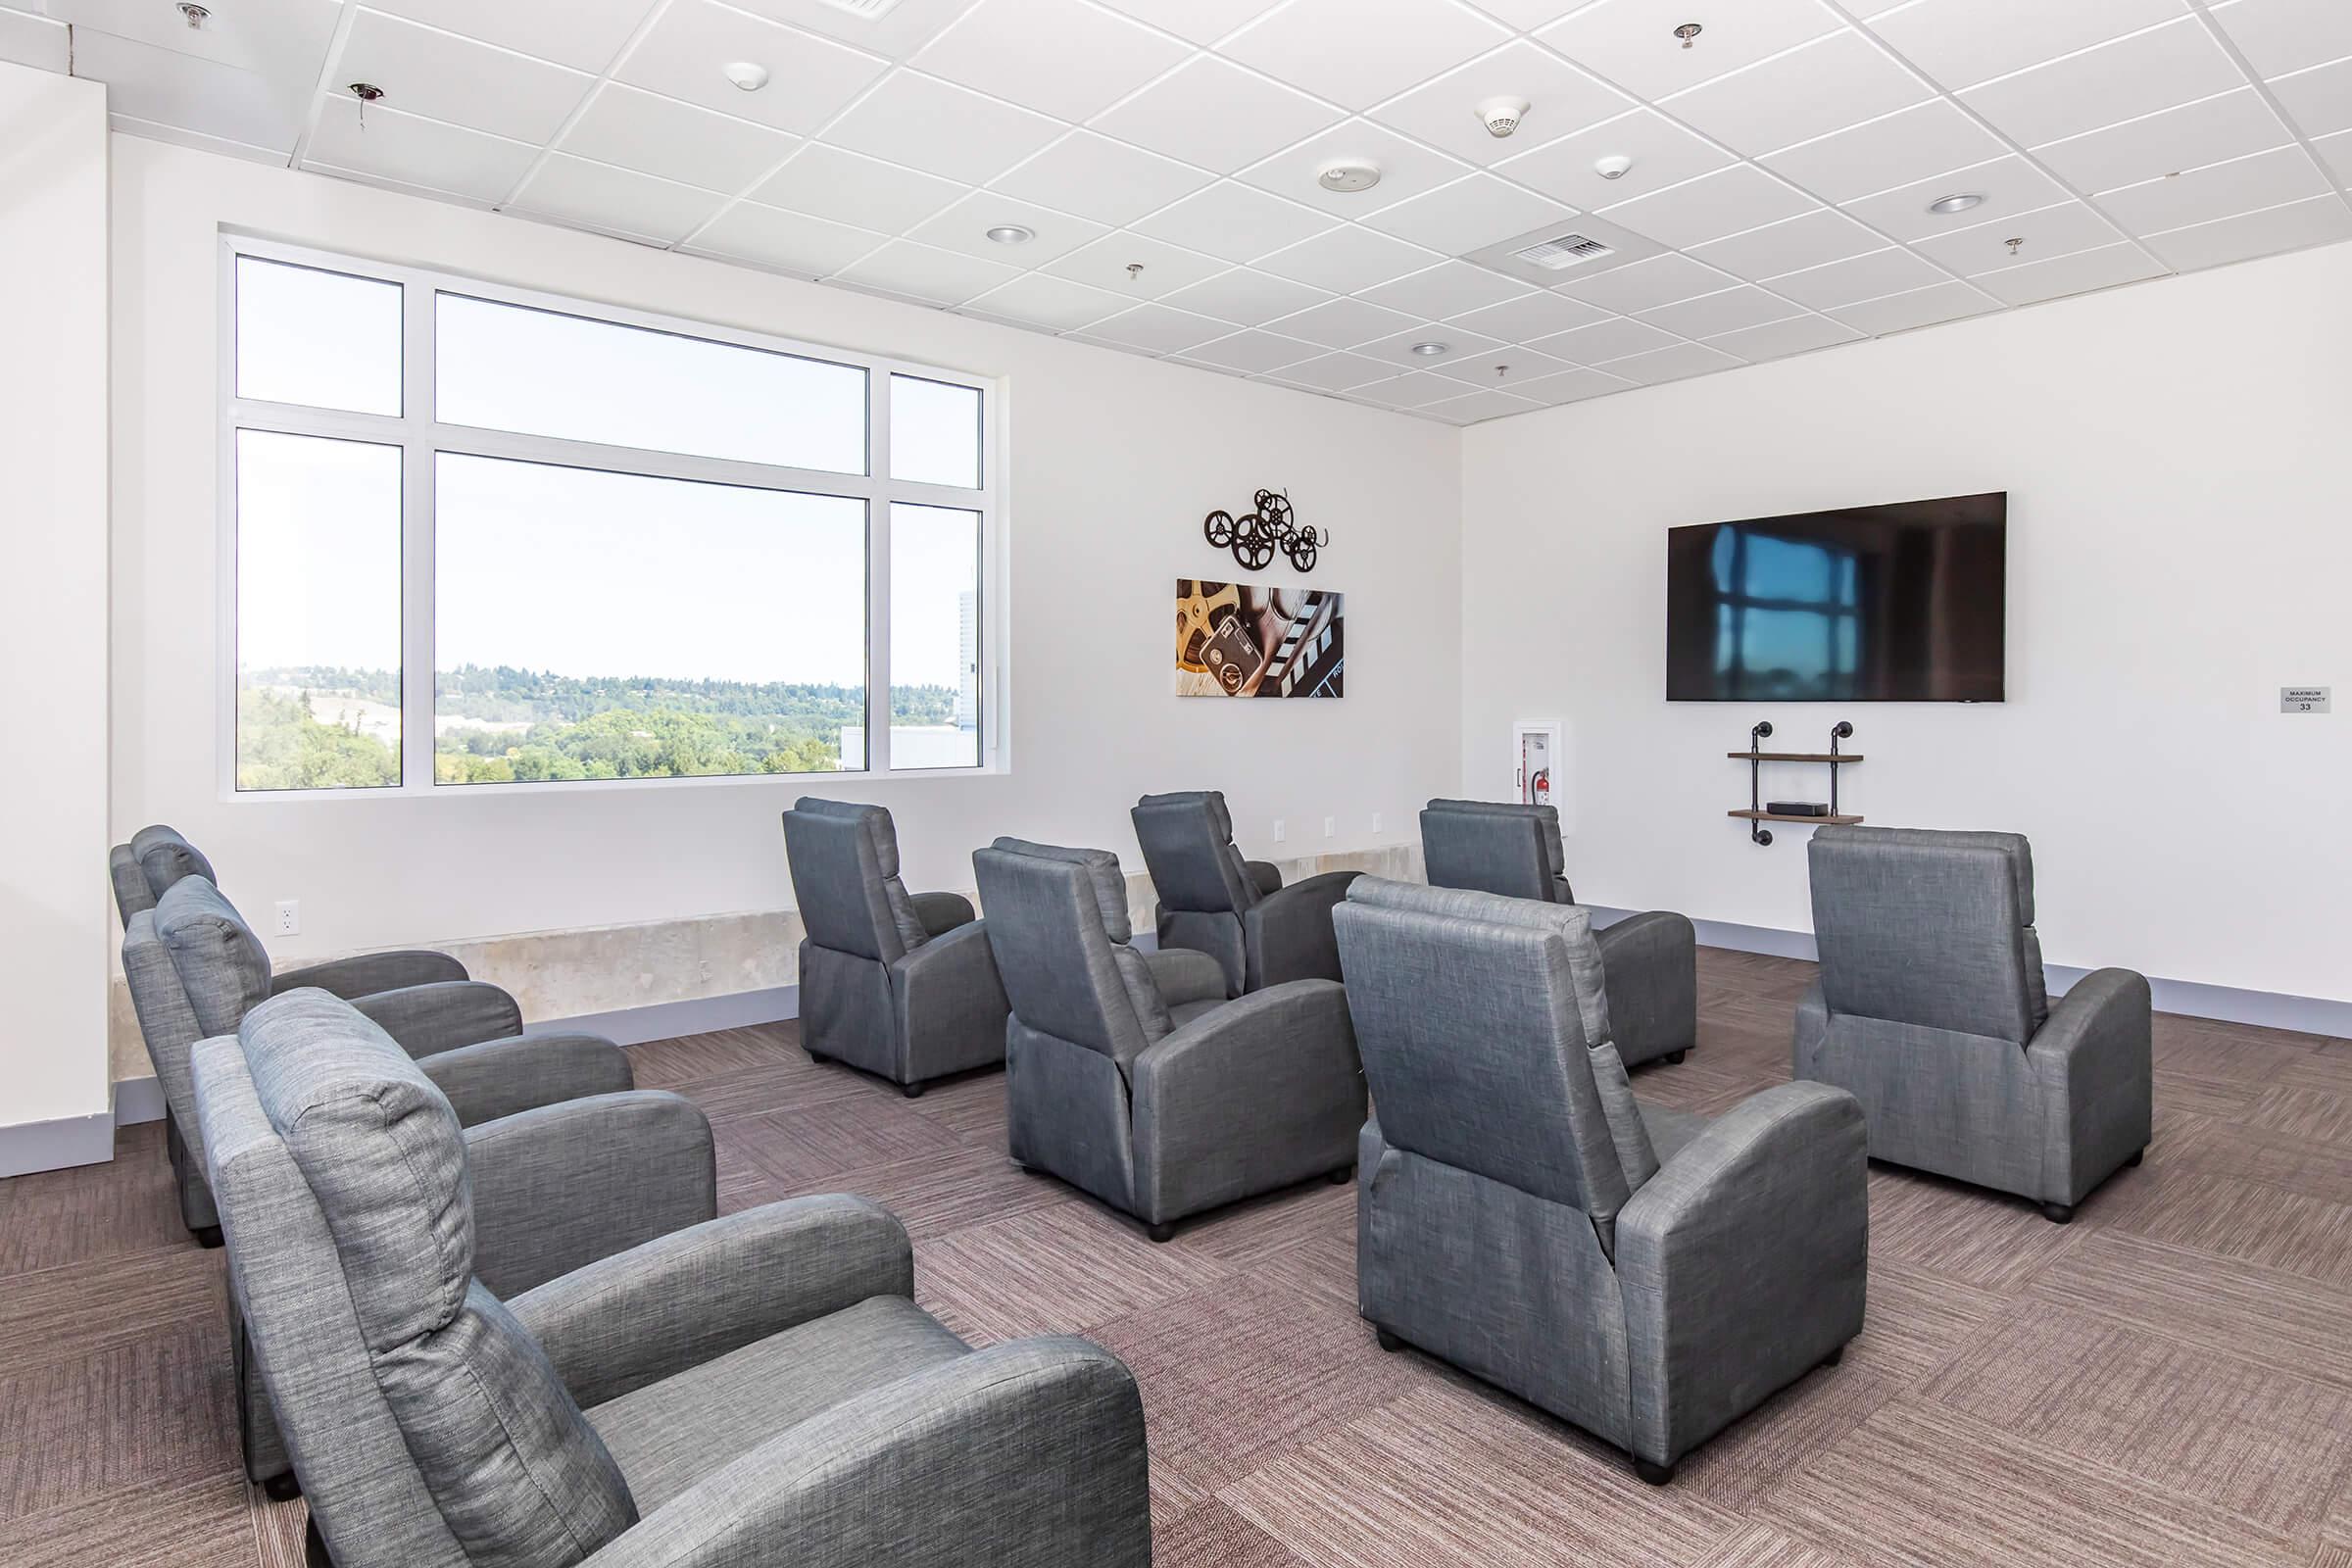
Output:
(1143, 947), (1228, 1009)
(2029, 967), (2152, 1079)
(909, 890), (977, 939)
(466, 1091), (716, 1300)
(1615, 1082), (1868, 1467)
(1243, 869), (1362, 989)
(1244, 858), (1284, 897)
(417, 1030), (634, 1126)
(2027, 966), (2154, 1202)
(510, 1196), (912, 1409)
(347, 980), (523, 1057)
(1594, 911), (1698, 1066)
(270, 949), (468, 999)
(891, 920), (1011, 1066)
(592, 1338), (1151, 1568)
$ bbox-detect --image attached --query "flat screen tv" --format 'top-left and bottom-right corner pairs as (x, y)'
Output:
(1666, 492), (2006, 703)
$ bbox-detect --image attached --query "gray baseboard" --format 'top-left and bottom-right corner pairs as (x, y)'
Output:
(526, 984), (800, 1048)
(0, 1108), (116, 1178)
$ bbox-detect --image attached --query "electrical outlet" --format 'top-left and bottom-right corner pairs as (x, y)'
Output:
(1323, 815), (1336, 839)
(274, 900), (301, 936)
(1370, 811), (1383, 835)
(1272, 818), (1286, 844)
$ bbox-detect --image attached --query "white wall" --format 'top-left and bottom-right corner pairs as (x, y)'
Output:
(110, 139), (1462, 973)
(1, 65), (112, 1151)
(1462, 242), (2352, 1005)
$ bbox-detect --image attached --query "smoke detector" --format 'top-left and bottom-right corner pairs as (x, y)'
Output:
(1927, 192), (1984, 215)
(1594, 154), (1635, 181)
(722, 60), (770, 91)
(1317, 160), (1382, 194)
(1477, 97), (1530, 139)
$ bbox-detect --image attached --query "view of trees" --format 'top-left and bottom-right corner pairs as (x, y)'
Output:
(235, 664), (960, 790)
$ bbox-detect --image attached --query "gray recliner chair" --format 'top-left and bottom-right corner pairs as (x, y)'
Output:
(110, 822), (216, 924)
(1419, 799), (1699, 1067)
(1798, 826), (2152, 1223)
(1335, 877), (1867, 1485)
(123, 874), (631, 1242)
(1131, 790), (1359, 997)
(974, 837), (1365, 1242)
(194, 989), (1152, 1568)
(781, 798), (1010, 1097)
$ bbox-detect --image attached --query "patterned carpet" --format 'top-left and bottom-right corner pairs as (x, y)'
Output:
(6, 946), (2352, 1567)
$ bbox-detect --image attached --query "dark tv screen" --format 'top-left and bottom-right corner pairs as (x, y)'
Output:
(1666, 493), (2006, 703)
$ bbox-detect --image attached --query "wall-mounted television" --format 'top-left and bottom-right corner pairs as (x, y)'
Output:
(1666, 492), (2006, 703)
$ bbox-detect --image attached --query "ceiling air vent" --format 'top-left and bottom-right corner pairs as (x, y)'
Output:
(816, 0), (906, 17)
(1512, 232), (1616, 271)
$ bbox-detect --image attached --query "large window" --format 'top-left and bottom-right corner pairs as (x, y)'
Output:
(222, 242), (996, 793)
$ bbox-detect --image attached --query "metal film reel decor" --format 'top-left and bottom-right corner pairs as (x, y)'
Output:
(1200, 489), (1328, 575)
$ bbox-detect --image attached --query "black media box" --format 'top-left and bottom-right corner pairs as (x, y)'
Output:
(1765, 801), (1833, 817)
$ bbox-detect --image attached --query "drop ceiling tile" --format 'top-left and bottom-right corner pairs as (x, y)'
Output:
(1862, 0), (2187, 93)
(1767, 245), (1948, 308)
(958, 272), (1133, 330)
(2209, 0), (2352, 79)
(115, 114), (297, 168)
(2319, 128), (2352, 183)
(1078, 303), (1233, 353)
(615, 1), (888, 136)
(1444, 288), (1608, 338)
(1959, 18), (2242, 149)
(51, 0), (339, 76)
(1131, 181), (1337, 264)
(906, 192), (1110, 263)
(1351, 323), (1511, 370)
(728, 0), (978, 59)
(510, 153), (729, 242)
(1598, 341), (1745, 383)
(1429, 346), (1578, 385)
(1909, 201), (2123, 275)
(1272, 351), (1397, 390)
(1974, 240), (2165, 305)
(349, 0), (653, 74)
(1528, 315), (1683, 364)
(1161, 268), (1336, 325)
(989, 132), (1215, 226)
(1222, 0), (1509, 112)
(1554, 251), (1738, 312)
(1089, 56), (1344, 174)
(1089, 0), (1283, 45)
(2270, 57), (2352, 139)
(1262, 293), (1423, 347)
(1826, 277), (1999, 333)
(0, 10), (67, 72)
(1637, 283), (1802, 337)
(1761, 99), (2005, 205)
(1537, 0), (1842, 102)
(2142, 190), (2352, 269)
(2104, 144), (2331, 235)
(1701, 312), (1863, 360)
(1506, 367), (1640, 403)
(1043, 231), (1230, 295)
(1838, 154), (2070, 242)
(1348, 370), (1473, 408)
(2033, 89), (2291, 194)
(832, 239), (1024, 305)
(307, 94), (539, 201)
(1494, 107), (1732, 209)
(1236, 120), (1474, 217)
(1178, 328), (1330, 372)
(1662, 29), (1930, 158)
(755, 144), (963, 232)
(911, 0), (1188, 122)
(71, 28), (310, 150)
(335, 9), (592, 144)
(1358, 173), (1579, 253)
(1688, 207), (1884, 280)
(1364, 40), (1631, 168)
(1599, 163), (1818, 248)
(686, 201), (889, 275)
(824, 72), (1065, 186)
(1355, 260), (1532, 318)
(1459, 0), (1604, 27)
(1252, 224), (1445, 293)
(559, 83), (798, 193)
(1420, 387), (1544, 421)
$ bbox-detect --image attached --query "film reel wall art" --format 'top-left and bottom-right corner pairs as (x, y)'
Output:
(1203, 490), (1327, 573)
(1176, 581), (1344, 700)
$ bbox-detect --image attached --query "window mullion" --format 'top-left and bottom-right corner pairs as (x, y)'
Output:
(867, 368), (892, 777)
(401, 279), (437, 793)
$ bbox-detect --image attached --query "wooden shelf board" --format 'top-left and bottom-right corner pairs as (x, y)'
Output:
(1729, 809), (1863, 826)
(1727, 752), (1865, 763)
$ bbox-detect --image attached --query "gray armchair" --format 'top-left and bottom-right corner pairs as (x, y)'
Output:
(1335, 877), (1867, 1485)
(1131, 789), (1359, 996)
(192, 989), (1152, 1568)
(110, 822), (216, 923)
(1419, 799), (1699, 1066)
(974, 837), (1364, 1241)
(781, 798), (1010, 1097)
(122, 874), (629, 1241)
(1798, 826), (2152, 1222)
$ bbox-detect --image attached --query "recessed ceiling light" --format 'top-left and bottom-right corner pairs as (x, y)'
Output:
(985, 224), (1035, 245)
(1927, 192), (1984, 216)
(722, 60), (770, 91)
(1410, 341), (1449, 358)
(1318, 160), (1382, 194)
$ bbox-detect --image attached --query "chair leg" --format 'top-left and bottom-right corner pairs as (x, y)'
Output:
(806, 1051), (831, 1066)
(2038, 1200), (2075, 1224)
(901, 1080), (926, 1099)
(305, 1517), (333, 1568)
(2126, 1149), (2144, 1168)
(1326, 1163), (1354, 1184)
(1662, 1050), (1688, 1065)
(193, 1226), (223, 1250)
(1822, 1344), (1844, 1369)
(1146, 1221), (1176, 1244)
(1633, 1456), (1676, 1486)
(1375, 1328), (1405, 1352)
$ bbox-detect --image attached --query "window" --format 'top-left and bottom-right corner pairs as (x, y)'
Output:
(223, 240), (996, 793)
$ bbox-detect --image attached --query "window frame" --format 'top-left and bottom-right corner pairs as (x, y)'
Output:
(216, 234), (1004, 800)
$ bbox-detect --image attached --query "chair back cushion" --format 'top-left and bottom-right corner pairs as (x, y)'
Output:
(973, 840), (1162, 1070)
(243, 989), (638, 1566)
(1132, 791), (1259, 916)
(1335, 878), (1643, 1234)
(1419, 800), (1570, 904)
(110, 843), (155, 921)
(1808, 826), (2042, 1045)
(131, 823), (218, 902)
(783, 800), (928, 963)
(155, 876), (272, 1036)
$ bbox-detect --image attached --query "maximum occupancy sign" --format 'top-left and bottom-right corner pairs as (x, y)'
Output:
(1202, 490), (1327, 574)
